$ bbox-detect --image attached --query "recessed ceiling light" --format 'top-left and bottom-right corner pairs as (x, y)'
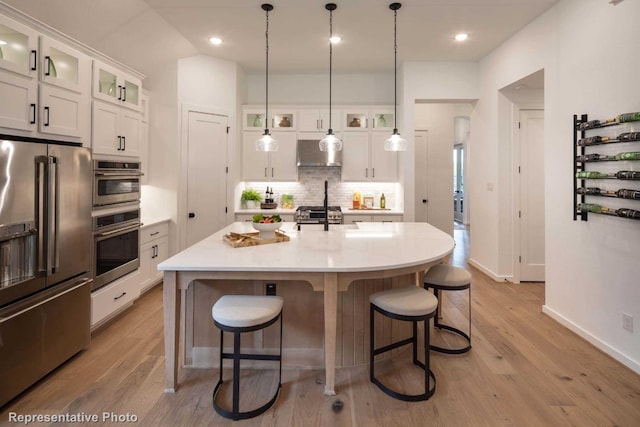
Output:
(454, 33), (469, 42)
(209, 37), (223, 45)
(330, 36), (342, 44)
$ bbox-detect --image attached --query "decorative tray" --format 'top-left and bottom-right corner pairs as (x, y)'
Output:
(223, 230), (290, 247)
(260, 202), (278, 209)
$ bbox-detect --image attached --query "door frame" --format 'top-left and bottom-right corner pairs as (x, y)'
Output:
(178, 104), (233, 251)
(512, 105), (543, 283)
(414, 128), (431, 223)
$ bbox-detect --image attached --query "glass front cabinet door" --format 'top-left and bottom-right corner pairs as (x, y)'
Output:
(93, 61), (141, 111)
(40, 36), (90, 94)
(0, 14), (38, 77)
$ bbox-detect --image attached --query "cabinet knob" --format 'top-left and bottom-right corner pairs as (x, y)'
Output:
(188, 212), (196, 218)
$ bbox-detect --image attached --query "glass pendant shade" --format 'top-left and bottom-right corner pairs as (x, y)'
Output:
(319, 130), (343, 152)
(255, 131), (278, 152)
(384, 130), (407, 151)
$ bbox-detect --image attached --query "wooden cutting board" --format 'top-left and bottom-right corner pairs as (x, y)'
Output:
(223, 230), (290, 247)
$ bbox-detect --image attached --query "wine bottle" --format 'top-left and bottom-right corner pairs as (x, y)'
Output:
(576, 171), (609, 179)
(615, 152), (640, 160)
(616, 208), (640, 219)
(616, 189), (640, 200)
(576, 154), (603, 162)
(578, 203), (613, 214)
(615, 170), (640, 180)
(576, 187), (602, 195)
(618, 132), (640, 142)
(578, 136), (611, 146)
(617, 112), (640, 123)
(380, 193), (386, 209)
(577, 113), (640, 130)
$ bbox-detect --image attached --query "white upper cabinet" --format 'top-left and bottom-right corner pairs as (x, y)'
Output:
(342, 131), (397, 182)
(298, 109), (341, 132)
(39, 84), (88, 138)
(0, 14), (38, 78)
(39, 36), (90, 94)
(92, 100), (141, 158)
(343, 107), (395, 131)
(93, 60), (141, 111)
(242, 130), (297, 181)
(0, 70), (37, 131)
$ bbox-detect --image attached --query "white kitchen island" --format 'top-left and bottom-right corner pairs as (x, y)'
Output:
(159, 221), (454, 395)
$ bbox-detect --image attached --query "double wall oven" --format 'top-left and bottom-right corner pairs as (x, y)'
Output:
(92, 160), (142, 291)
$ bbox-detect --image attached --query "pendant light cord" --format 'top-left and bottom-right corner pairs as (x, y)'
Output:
(265, 7), (270, 133)
(328, 8), (333, 131)
(393, 7), (398, 132)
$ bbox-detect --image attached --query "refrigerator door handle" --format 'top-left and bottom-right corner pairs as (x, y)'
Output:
(48, 156), (60, 273)
(35, 156), (48, 274)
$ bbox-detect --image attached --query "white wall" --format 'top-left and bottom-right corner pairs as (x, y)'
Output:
(140, 61), (179, 255)
(176, 55), (241, 250)
(401, 62), (480, 223)
(471, 0), (640, 372)
(414, 103), (474, 235)
(245, 73), (394, 105)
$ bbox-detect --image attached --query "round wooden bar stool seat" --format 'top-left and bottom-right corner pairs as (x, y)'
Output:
(211, 295), (283, 421)
(369, 286), (438, 402)
(423, 264), (472, 354)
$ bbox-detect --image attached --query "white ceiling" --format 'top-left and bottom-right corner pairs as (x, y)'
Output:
(3, 0), (561, 75)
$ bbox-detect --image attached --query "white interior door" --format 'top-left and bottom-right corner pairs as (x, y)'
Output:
(186, 111), (228, 246)
(519, 109), (545, 281)
(414, 130), (429, 222)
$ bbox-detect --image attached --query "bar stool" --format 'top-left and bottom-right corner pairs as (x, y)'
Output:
(423, 264), (472, 354)
(211, 295), (283, 421)
(369, 286), (438, 401)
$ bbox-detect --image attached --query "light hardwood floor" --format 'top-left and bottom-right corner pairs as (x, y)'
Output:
(2, 225), (640, 426)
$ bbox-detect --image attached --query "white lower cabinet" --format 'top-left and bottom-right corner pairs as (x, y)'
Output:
(344, 214), (403, 223)
(91, 220), (169, 329)
(91, 270), (140, 328)
(138, 220), (169, 295)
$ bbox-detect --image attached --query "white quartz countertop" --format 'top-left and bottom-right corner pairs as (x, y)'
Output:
(159, 221), (453, 273)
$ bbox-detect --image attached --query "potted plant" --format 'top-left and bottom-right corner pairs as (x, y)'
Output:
(241, 188), (262, 209)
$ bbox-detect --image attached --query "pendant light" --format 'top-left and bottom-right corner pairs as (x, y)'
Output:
(256, 4), (278, 152)
(385, 2), (407, 151)
(319, 3), (343, 152)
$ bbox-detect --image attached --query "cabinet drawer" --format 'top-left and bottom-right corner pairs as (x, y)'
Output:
(91, 272), (139, 327)
(141, 221), (169, 245)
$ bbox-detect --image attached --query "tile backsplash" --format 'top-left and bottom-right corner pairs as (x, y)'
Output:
(243, 167), (400, 210)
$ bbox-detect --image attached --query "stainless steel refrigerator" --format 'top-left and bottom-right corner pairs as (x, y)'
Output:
(0, 137), (92, 407)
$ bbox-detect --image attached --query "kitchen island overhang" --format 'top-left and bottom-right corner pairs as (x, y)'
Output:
(159, 222), (454, 396)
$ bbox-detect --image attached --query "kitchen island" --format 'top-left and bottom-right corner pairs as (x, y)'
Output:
(159, 221), (454, 395)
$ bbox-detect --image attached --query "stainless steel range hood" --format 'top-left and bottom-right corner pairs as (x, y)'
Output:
(296, 140), (342, 167)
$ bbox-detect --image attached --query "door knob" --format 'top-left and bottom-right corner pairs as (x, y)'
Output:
(422, 199), (428, 204)
(188, 212), (196, 218)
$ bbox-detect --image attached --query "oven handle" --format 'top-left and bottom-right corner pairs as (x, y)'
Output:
(95, 224), (141, 238)
(94, 171), (143, 177)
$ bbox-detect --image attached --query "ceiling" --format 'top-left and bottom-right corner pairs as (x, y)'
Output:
(3, 0), (561, 75)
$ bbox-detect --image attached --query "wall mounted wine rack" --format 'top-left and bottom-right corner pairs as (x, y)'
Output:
(574, 113), (640, 221)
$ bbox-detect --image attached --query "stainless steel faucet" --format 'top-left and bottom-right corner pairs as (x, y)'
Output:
(324, 180), (329, 231)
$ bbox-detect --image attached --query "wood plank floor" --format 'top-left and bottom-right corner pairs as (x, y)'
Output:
(2, 225), (640, 426)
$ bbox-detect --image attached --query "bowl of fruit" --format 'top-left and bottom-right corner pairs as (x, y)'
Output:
(252, 214), (282, 238)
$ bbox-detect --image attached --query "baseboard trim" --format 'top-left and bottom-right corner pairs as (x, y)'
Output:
(542, 305), (640, 375)
(467, 258), (511, 283)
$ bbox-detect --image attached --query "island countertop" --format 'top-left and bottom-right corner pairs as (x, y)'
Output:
(160, 221), (454, 396)
(158, 221), (452, 273)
